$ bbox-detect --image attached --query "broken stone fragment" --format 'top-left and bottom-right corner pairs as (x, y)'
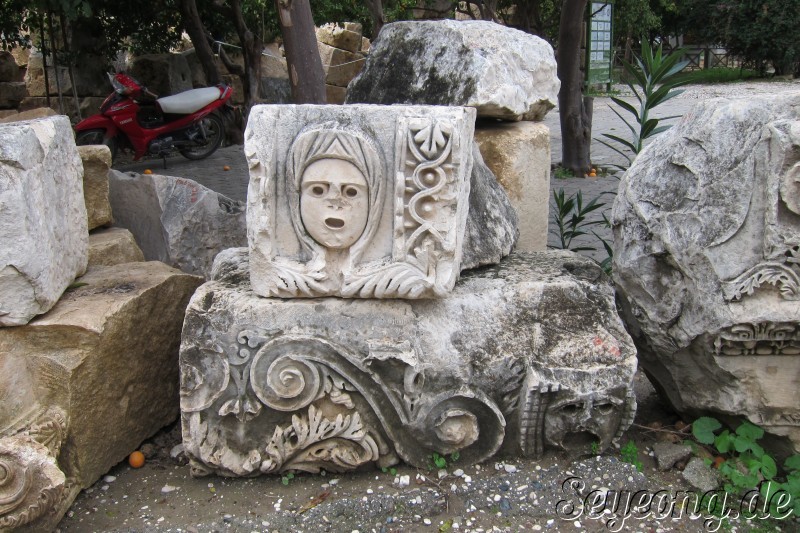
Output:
(78, 144), (113, 230)
(346, 20), (559, 121)
(613, 93), (800, 454)
(0, 115), (88, 326)
(108, 171), (246, 278)
(88, 227), (145, 268)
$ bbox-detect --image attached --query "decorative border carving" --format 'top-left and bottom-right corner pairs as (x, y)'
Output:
(723, 262), (800, 301)
(714, 322), (800, 356)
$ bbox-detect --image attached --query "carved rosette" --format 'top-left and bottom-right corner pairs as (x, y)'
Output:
(0, 408), (68, 530)
(182, 331), (509, 475)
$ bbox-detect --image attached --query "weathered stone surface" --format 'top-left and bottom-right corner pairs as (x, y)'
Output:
(318, 42), (365, 88)
(130, 53), (193, 96)
(78, 145), (113, 230)
(88, 228), (145, 267)
(108, 170), (246, 278)
(23, 52), (71, 97)
(325, 84), (347, 105)
(0, 81), (26, 108)
(652, 442), (692, 471)
(316, 23), (363, 53)
(461, 143), (519, 270)
(613, 93), (800, 452)
(180, 250), (637, 476)
(0, 51), (21, 83)
(0, 116), (88, 326)
(0, 262), (202, 495)
(475, 121), (550, 252)
(0, 106), (57, 124)
(682, 457), (719, 492)
(245, 104), (476, 298)
(346, 20), (559, 121)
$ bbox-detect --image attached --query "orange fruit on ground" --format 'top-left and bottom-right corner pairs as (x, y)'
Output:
(143, 169), (152, 175)
(589, 172), (597, 177)
(223, 165), (231, 171)
(128, 450), (145, 468)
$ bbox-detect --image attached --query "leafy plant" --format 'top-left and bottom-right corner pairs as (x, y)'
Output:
(281, 472), (295, 486)
(599, 40), (690, 172)
(381, 466), (398, 476)
(692, 416), (800, 517)
(550, 189), (610, 252)
(620, 440), (643, 471)
(430, 451), (460, 470)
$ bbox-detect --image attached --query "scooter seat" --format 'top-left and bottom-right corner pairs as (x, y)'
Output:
(157, 87), (221, 114)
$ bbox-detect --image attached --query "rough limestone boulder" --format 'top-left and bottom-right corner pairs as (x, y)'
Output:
(180, 250), (636, 476)
(78, 145), (113, 230)
(0, 107), (58, 124)
(0, 81), (26, 108)
(108, 171), (247, 278)
(0, 261), (202, 530)
(88, 228), (145, 267)
(0, 116), (88, 326)
(613, 93), (800, 452)
(475, 121), (550, 252)
(0, 51), (20, 82)
(346, 20), (559, 121)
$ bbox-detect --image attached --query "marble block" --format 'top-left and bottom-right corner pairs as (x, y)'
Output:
(245, 104), (476, 298)
(0, 116), (88, 326)
(180, 249), (637, 477)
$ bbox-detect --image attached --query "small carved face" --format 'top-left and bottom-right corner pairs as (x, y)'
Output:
(543, 390), (625, 454)
(300, 158), (369, 249)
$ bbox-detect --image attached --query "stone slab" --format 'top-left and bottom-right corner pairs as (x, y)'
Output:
(613, 93), (800, 452)
(0, 262), (202, 502)
(108, 171), (247, 278)
(475, 121), (550, 252)
(316, 23), (363, 53)
(0, 116), (88, 326)
(346, 20), (559, 121)
(0, 107), (58, 124)
(88, 227), (145, 268)
(180, 250), (637, 476)
(245, 104), (476, 298)
(78, 145), (114, 230)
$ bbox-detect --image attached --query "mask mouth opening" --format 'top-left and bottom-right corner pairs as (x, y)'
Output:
(562, 430), (600, 451)
(325, 218), (345, 229)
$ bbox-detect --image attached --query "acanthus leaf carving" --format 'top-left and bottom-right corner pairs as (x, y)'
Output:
(260, 404), (380, 474)
(723, 262), (800, 301)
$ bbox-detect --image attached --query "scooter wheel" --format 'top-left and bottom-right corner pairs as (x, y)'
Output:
(179, 113), (224, 161)
(76, 129), (118, 161)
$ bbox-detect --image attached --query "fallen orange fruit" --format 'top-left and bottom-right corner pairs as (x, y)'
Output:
(143, 169), (152, 175)
(223, 165), (231, 171)
(128, 450), (145, 468)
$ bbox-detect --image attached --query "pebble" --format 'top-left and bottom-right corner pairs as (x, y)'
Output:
(453, 468), (464, 477)
(396, 475), (410, 488)
(161, 485), (178, 493)
(103, 475), (116, 483)
(423, 518), (432, 525)
(503, 464), (517, 473)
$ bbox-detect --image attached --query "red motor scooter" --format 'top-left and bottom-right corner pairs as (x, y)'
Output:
(75, 72), (233, 162)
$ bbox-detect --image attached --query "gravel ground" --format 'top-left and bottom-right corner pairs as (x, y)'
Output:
(69, 79), (800, 532)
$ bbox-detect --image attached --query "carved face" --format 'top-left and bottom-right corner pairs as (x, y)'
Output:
(300, 158), (369, 249)
(543, 389), (625, 453)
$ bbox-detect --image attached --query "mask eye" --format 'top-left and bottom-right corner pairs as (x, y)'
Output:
(559, 403), (582, 415)
(310, 184), (327, 197)
(344, 186), (359, 198)
(594, 402), (615, 415)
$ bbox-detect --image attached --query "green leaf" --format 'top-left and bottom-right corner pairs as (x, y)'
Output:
(609, 97), (640, 121)
(602, 133), (638, 153)
(736, 422), (764, 442)
(784, 455), (800, 472)
(693, 416), (722, 444)
(761, 454), (777, 480)
(734, 435), (751, 453)
(715, 430), (732, 453)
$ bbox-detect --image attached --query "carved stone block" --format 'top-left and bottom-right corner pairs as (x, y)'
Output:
(245, 104), (476, 298)
(78, 144), (113, 230)
(613, 93), (800, 452)
(0, 116), (88, 326)
(180, 250), (637, 477)
(0, 261), (202, 528)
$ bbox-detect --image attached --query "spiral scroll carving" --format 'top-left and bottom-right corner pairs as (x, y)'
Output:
(0, 455), (31, 515)
(250, 340), (326, 412)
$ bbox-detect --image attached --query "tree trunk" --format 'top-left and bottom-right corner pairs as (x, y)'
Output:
(558, 0), (592, 176)
(274, 0), (326, 104)
(363, 0), (385, 37)
(179, 0), (220, 86)
(230, 0), (264, 111)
